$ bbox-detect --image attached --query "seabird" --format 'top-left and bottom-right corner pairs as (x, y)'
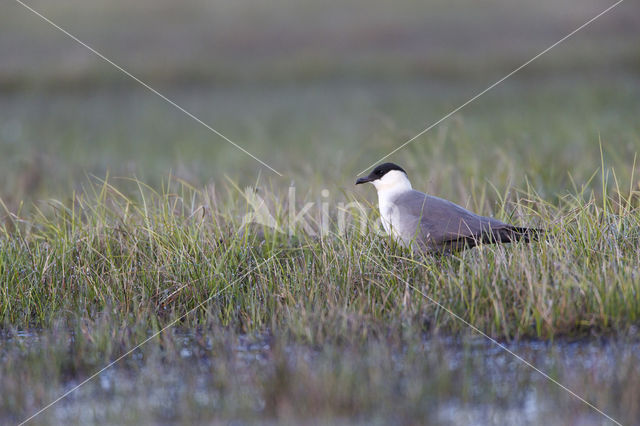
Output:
(355, 162), (541, 253)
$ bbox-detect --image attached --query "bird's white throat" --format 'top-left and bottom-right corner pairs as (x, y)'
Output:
(372, 170), (412, 200)
(372, 170), (413, 237)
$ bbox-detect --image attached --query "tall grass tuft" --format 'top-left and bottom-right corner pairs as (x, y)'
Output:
(1, 168), (639, 340)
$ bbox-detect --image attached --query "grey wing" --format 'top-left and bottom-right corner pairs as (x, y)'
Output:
(392, 190), (510, 250)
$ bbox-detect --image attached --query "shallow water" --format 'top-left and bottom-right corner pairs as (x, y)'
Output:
(3, 329), (637, 425)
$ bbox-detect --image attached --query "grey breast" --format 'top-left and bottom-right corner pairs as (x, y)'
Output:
(390, 190), (509, 251)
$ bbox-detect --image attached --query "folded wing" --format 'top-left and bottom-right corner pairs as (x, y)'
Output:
(391, 190), (537, 252)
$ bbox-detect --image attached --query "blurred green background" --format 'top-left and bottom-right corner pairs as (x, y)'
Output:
(1, 0), (639, 205)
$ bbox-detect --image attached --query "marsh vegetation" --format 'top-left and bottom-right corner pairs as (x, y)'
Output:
(1, 0), (640, 424)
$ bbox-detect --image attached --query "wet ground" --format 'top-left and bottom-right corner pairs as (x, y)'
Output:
(3, 330), (638, 425)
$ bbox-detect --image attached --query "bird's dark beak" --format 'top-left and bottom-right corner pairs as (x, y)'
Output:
(355, 175), (373, 185)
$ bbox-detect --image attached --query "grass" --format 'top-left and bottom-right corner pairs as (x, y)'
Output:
(2, 0), (640, 421)
(1, 77), (639, 423)
(1, 159), (639, 338)
(1, 76), (640, 424)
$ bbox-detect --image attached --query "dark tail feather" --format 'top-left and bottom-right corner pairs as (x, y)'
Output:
(497, 226), (545, 243)
(441, 226), (545, 252)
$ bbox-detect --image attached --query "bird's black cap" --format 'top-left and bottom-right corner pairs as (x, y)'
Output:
(355, 163), (407, 185)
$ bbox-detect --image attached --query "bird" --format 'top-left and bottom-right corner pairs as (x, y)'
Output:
(355, 162), (542, 253)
